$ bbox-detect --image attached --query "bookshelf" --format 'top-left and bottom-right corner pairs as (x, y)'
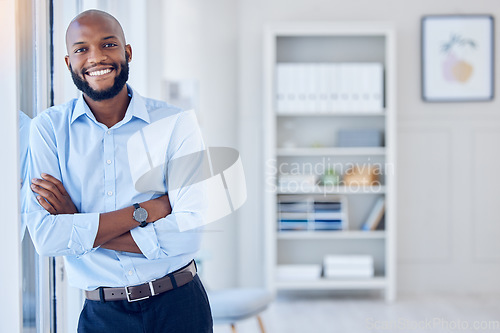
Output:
(263, 22), (396, 301)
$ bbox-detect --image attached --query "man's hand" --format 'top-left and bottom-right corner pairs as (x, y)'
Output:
(31, 173), (78, 215)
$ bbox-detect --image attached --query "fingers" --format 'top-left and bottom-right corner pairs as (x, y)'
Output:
(41, 173), (69, 196)
(31, 183), (59, 207)
(36, 196), (57, 215)
(31, 174), (78, 215)
(32, 177), (63, 201)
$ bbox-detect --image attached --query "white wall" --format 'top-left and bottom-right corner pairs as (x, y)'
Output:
(235, 0), (500, 293)
(160, 0), (239, 289)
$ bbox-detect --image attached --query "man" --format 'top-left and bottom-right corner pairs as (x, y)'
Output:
(26, 9), (212, 332)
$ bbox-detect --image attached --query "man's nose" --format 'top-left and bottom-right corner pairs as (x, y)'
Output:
(87, 47), (107, 64)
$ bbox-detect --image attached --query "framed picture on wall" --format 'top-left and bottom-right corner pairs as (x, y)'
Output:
(421, 15), (494, 102)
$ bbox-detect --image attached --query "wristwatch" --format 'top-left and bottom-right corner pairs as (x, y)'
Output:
(132, 203), (148, 228)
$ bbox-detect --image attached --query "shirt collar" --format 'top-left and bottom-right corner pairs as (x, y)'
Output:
(70, 85), (151, 126)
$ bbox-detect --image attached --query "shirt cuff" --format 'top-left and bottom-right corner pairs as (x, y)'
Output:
(130, 222), (162, 260)
(68, 213), (100, 256)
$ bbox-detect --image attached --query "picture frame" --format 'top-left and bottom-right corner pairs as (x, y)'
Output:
(421, 15), (494, 102)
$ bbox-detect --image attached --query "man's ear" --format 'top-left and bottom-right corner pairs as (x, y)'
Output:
(64, 55), (71, 71)
(125, 44), (132, 62)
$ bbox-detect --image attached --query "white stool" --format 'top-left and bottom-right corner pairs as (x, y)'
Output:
(208, 288), (273, 333)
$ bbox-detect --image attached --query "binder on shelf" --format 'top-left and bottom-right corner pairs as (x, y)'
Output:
(361, 197), (385, 231)
(304, 63), (317, 112)
(363, 63), (384, 112)
(323, 254), (374, 279)
(317, 63), (329, 112)
(296, 64), (307, 111)
(275, 63), (287, 113)
(338, 64), (351, 111)
(326, 64), (340, 112)
(323, 254), (374, 266)
(275, 62), (384, 113)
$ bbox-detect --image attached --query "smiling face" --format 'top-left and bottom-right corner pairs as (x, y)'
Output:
(65, 10), (132, 101)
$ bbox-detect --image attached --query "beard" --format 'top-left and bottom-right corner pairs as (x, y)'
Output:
(70, 55), (129, 102)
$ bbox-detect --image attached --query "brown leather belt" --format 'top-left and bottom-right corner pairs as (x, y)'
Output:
(85, 260), (197, 302)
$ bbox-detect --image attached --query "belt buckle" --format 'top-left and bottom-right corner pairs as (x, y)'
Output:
(148, 279), (157, 296)
(125, 285), (150, 302)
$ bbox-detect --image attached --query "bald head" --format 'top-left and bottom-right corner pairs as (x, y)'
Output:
(66, 10), (126, 53)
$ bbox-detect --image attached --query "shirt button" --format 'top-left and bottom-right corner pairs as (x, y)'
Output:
(106, 160), (112, 165)
(128, 270), (133, 276)
(107, 191), (113, 196)
(107, 130), (111, 135)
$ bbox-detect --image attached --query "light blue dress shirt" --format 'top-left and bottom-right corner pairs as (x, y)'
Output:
(26, 86), (206, 291)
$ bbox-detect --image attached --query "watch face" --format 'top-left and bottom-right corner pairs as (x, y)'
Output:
(133, 207), (148, 222)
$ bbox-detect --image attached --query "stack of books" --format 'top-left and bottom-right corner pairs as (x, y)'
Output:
(313, 201), (345, 231)
(277, 197), (348, 231)
(278, 201), (310, 231)
(275, 62), (384, 113)
(323, 255), (374, 279)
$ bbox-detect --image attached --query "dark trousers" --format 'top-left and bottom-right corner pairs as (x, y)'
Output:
(78, 275), (213, 333)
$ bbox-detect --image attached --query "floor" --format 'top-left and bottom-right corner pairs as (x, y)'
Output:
(213, 292), (500, 333)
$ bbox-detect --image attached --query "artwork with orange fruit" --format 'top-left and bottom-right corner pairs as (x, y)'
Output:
(422, 15), (493, 102)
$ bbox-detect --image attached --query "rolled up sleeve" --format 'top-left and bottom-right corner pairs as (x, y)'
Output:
(27, 210), (100, 257)
(27, 112), (100, 257)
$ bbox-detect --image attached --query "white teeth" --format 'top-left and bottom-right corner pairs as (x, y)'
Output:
(87, 68), (112, 76)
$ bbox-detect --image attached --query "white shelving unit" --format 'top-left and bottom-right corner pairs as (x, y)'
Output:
(263, 22), (397, 301)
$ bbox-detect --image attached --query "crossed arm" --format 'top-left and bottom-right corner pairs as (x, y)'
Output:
(31, 173), (171, 254)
